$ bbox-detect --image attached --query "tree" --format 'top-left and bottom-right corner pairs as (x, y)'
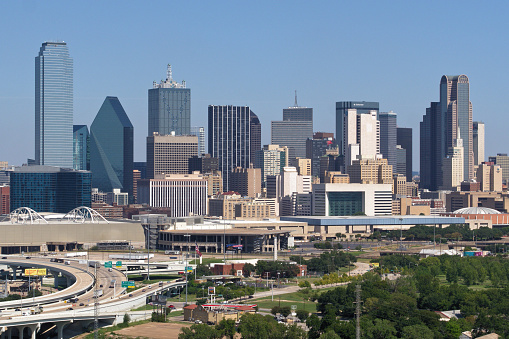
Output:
(271, 306), (282, 316)
(196, 264), (212, 277)
(215, 319), (236, 339)
(306, 314), (322, 339)
(179, 323), (222, 339)
(318, 329), (341, 339)
(295, 309), (309, 322)
(298, 280), (311, 288)
(243, 263), (255, 277)
(279, 306), (291, 318)
(237, 313), (281, 339)
(361, 318), (397, 339)
(401, 324), (434, 339)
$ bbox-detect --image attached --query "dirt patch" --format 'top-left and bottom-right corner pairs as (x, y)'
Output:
(113, 322), (191, 339)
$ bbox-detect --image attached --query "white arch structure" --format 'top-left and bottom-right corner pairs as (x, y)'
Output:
(9, 207), (48, 224)
(62, 206), (109, 224)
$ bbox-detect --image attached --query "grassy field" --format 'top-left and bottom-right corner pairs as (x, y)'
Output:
(436, 274), (495, 290)
(249, 286), (340, 313)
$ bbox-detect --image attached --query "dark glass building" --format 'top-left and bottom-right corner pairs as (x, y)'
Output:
(148, 64), (190, 136)
(335, 101), (379, 153)
(188, 154), (219, 174)
(420, 75), (473, 190)
(208, 105), (259, 191)
(379, 111), (397, 169)
(10, 166), (91, 213)
(90, 97), (134, 200)
(420, 102), (442, 190)
(272, 104), (313, 162)
(306, 132), (335, 178)
(73, 125), (89, 171)
(134, 162), (147, 179)
(397, 127), (413, 180)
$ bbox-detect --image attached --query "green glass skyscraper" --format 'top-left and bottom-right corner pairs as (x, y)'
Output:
(35, 42), (73, 168)
(90, 97), (134, 200)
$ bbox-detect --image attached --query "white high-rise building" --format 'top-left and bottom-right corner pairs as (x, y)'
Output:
(343, 109), (380, 168)
(137, 173), (208, 217)
(442, 128), (464, 190)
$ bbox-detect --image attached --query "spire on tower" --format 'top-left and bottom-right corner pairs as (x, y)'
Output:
(294, 90), (298, 107)
(167, 64), (173, 81)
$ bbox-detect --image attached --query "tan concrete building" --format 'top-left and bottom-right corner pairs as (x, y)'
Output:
(324, 171), (350, 183)
(208, 192), (275, 220)
(295, 157), (311, 176)
(347, 158), (393, 185)
(203, 171), (223, 196)
(184, 304), (255, 325)
(146, 133), (198, 178)
(229, 166), (261, 198)
(476, 162), (502, 192)
(393, 174), (407, 195)
(446, 191), (509, 212)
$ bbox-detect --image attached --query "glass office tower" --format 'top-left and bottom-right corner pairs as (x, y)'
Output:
(208, 105), (259, 191)
(90, 97), (134, 200)
(10, 166), (91, 213)
(148, 64), (190, 136)
(35, 42), (73, 168)
(73, 125), (89, 171)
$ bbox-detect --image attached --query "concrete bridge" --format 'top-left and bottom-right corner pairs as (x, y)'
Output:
(0, 280), (187, 339)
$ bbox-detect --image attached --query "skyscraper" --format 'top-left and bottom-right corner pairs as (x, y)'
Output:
(343, 109), (380, 169)
(305, 132), (335, 178)
(336, 101), (379, 153)
(271, 120), (313, 161)
(73, 125), (89, 171)
(90, 97), (134, 199)
(441, 75), (473, 180)
(420, 102), (442, 190)
(148, 64), (190, 136)
(208, 105), (260, 191)
(379, 111), (397, 169)
(10, 166), (91, 213)
(397, 127), (412, 180)
(271, 98), (313, 162)
(473, 121), (485, 166)
(441, 129), (464, 190)
(146, 133), (198, 178)
(190, 127), (206, 155)
(420, 75), (474, 190)
(35, 42), (73, 168)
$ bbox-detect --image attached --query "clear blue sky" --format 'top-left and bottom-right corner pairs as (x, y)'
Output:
(1, 1), (507, 170)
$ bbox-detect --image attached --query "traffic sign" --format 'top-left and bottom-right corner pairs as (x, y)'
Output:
(104, 261), (112, 268)
(116, 261), (122, 268)
(121, 281), (135, 288)
(185, 266), (193, 273)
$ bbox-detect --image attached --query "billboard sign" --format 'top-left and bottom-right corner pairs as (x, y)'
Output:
(24, 268), (47, 276)
(208, 286), (215, 295)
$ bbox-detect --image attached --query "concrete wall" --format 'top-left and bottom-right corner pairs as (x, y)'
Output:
(0, 221), (145, 246)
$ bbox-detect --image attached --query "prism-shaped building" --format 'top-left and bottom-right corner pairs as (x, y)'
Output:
(90, 97), (134, 200)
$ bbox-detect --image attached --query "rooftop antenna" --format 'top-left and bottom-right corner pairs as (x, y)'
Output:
(294, 90), (298, 107)
(167, 64), (173, 82)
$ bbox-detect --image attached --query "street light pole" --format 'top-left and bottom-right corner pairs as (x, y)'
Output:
(399, 218), (403, 251)
(184, 234), (190, 305)
(146, 226), (150, 281)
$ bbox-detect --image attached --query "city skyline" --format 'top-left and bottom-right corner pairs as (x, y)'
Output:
(0, 2), (507, 169)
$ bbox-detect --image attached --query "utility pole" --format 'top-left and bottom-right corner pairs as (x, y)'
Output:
(94, 263), (99, 339)
(354, 284), (362, 339)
